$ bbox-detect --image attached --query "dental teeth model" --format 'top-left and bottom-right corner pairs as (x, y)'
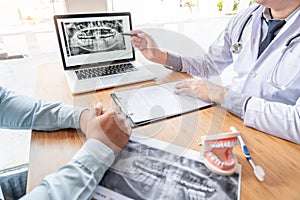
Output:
(200, 131), (239, 176)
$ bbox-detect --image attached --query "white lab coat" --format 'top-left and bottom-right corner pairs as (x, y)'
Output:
(182, 4), (300, 144)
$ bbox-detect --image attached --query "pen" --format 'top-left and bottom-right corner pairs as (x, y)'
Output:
(230, 126), (265, 182)
(111, 93), (134, 127)
(111, 95), (127, 115)
(121, 33), (139, 37)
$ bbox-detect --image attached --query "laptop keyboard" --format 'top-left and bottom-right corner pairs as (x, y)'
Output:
(75, 63), (138, 80)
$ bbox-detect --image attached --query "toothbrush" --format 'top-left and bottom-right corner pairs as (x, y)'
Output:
(230, 126), (265, 182)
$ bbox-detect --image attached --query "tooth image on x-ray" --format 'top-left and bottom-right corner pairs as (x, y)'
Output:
(99, 140), (239, 200)
(63, 20), (126, 56)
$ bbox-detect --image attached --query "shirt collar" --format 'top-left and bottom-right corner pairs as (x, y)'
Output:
(262, 8), (272, 21)
(262, 5), (300, 22)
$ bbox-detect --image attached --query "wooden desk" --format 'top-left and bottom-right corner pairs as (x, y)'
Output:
(27, 62), (300, 200)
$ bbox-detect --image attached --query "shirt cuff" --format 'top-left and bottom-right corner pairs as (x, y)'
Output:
(72, 139), (115, 180)
(58, 104), (86, 130)
(73, 107), (87, 130)
(165, 52), (183, 72)
(221, 90), (251, 119)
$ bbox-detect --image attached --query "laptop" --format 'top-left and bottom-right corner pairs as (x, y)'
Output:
(53, 12), (156, 94)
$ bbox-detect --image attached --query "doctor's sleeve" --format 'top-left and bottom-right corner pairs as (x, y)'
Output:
(222, 90), (300, 145)
(242, 96), (300, 145)
(165, 31), (234, 79)
(165, 15), (236, 78)
(221, 90), (300, 144)
(21, 139), (115, 200)
(165, 5), (253, 78)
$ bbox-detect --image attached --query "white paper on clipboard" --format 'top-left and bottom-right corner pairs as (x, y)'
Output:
(111, 81), (213, 127)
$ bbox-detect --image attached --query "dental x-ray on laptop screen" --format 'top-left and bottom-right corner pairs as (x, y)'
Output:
(54, 12), (156, 94)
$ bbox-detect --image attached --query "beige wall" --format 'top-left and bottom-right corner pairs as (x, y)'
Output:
(64, 0), (108, 13)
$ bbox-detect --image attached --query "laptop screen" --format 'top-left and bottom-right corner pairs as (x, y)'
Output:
(54, 12), (135, 69)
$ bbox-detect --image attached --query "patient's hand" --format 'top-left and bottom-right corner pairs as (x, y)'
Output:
(80, 103), (132, 154)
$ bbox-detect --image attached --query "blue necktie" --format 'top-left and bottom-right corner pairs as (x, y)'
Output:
(258, 20), (286, 57)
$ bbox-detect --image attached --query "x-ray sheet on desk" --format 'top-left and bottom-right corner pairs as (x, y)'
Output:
(92, 133), (241, 200)
(111, 81), (212, 127)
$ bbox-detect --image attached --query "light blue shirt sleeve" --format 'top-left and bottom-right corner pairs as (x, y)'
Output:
(0, 87), (117, 198)
(21, 139), (115, 200)
(0, 86), (85, 131)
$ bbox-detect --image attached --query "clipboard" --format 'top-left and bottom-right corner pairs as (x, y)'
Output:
(111, 81), (213, 127)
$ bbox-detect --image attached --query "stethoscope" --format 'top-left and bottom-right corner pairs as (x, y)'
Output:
(230, 5), (261, 54)
(268, 33), (300, 90)
(230, 5), (300, 90)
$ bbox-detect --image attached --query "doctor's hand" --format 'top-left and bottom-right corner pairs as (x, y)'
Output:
(80, 103), (132, 154)
(130, 30), (168, 65)
(174, 79), (228, 104)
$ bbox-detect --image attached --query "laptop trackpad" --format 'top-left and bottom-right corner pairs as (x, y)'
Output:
(99, 74), (123, 85)
(100, 73), (145, 87)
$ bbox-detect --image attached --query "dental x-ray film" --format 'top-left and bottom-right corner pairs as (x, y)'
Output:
(63, 20), (126, 56)
(93, 134), (241, 200)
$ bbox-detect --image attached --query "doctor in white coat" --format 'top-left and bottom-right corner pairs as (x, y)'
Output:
(130, 0), (300, 144)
